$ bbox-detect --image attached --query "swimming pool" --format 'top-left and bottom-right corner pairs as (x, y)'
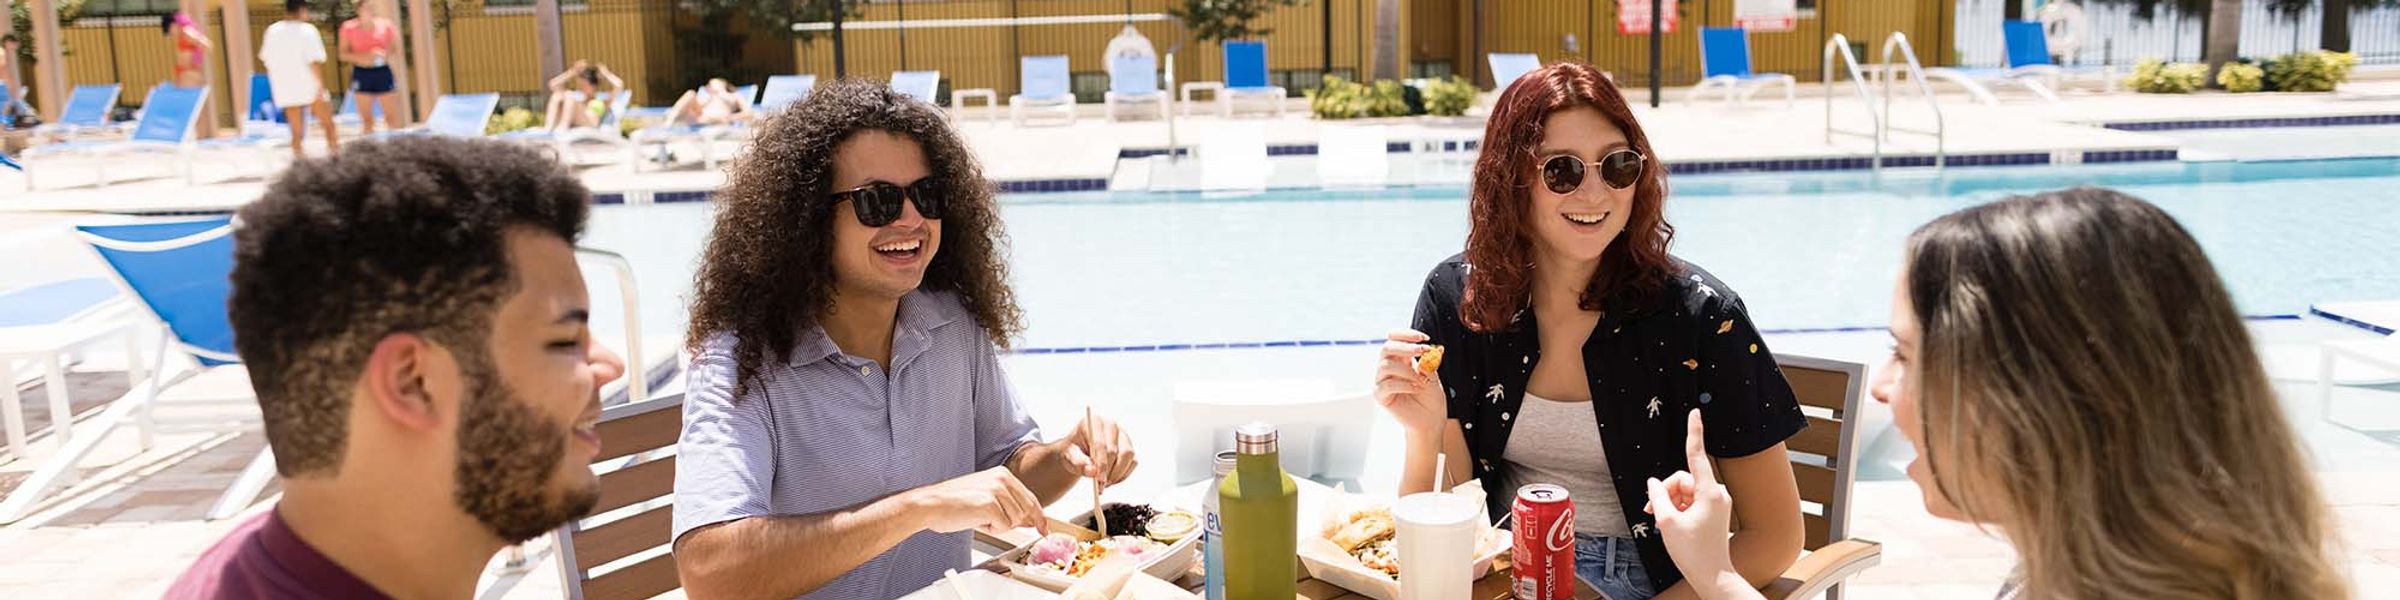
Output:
(579, 157), (2400, 356)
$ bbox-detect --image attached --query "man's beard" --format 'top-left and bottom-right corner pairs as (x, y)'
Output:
(452, 359), (601, 543)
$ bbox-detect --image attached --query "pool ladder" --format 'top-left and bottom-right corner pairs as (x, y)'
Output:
(1824, 33), (1948, 172)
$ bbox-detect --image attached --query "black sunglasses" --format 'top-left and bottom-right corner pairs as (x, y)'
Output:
(1539, 149), (1646, 194)
(831, 179), (945, 227)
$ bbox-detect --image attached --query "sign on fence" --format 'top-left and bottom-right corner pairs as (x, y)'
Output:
(1735, 0), (1798, 32)
(1616, 0), (1680, 35)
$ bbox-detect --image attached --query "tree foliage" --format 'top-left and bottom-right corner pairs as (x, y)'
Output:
(1169, 0), (1310, 45)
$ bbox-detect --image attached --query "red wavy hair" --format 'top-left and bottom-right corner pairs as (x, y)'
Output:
(1460, 62), (1677, 333)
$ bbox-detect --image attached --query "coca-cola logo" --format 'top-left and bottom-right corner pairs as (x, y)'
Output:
(1545, 507), (1575, 552)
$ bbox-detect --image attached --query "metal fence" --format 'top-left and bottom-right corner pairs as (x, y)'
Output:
(1955, 0), (2400, 67)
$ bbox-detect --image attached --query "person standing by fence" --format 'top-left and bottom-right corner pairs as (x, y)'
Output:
(164, 12), (212, 89)
(340, 0), (404, 134)
(261, 0), (339, 158)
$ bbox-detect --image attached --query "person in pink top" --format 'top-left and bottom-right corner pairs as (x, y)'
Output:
(338, 1), (402, 133)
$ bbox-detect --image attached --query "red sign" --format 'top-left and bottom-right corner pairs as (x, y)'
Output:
(1616, 0), (1680, 35)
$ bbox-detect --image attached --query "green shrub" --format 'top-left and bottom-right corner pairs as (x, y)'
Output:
(487, 107), (538, 135)
(2264, 50), (2359, 93)
(1421, 76), (1477, 116)
(1307, 75), (1412, 119)
(2217, 62), (2264, 93)
(2125, 58), (2207, 94)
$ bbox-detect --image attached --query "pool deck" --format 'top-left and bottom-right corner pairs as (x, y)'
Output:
(5, 78), (2400, 213)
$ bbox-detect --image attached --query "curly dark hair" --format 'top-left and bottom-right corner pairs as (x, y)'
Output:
(230, 136), (588, 477)
(687, 78), (1021, 396)
(1462, 62), (1676, 332)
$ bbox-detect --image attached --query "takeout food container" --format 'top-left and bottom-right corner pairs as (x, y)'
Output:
(990, 509), (1202, 592)
(1295, 480), (1512, 600)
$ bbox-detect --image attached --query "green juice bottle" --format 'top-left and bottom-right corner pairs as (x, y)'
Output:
(1219, 423), (1298, 599)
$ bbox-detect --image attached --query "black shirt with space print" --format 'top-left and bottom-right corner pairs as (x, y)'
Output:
(1411, 252), (1807, 591)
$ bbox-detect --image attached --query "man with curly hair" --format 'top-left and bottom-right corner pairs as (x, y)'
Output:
(671, 79), (1140, 599)
(167, 137), (625, 599)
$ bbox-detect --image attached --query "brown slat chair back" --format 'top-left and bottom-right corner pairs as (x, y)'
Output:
(1773, 354), (1865, 552)
(555, 393), (683, 600)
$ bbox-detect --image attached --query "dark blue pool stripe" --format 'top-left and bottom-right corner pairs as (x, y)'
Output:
(1008, 314), (2307, 355)
(2310, 306), (2397, 336)
(2104, 114), (2400, 132)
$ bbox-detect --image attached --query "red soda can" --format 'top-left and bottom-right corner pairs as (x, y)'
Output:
(1511, 484), (1576, 600)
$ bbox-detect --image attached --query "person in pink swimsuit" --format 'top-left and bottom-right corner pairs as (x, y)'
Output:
(338, 1), (403, 134)
(163, 12), (212, 89)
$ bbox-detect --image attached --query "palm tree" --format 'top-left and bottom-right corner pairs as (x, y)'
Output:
(2201, 0), (2242, 83)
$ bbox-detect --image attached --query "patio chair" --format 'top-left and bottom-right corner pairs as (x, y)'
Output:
(552, 392), (684, 599)
(0, 217), (251, 525)
(891, 70), (942, 106)
(1104, 50), (1168, 121)
(1011, 55), (1077, 126)
(1171, 378), (1370, 488)
(1756, 354), (1884, 600)
(1923, 21), (2064, 105)
(1486, 52), (1542, 91)
(1219, 40), (1287, 118)
(20, 84), (209, 189)
(1690, 27), (1796, 106)
(29, 84), (124, 138)
(371, 92), (500, 139)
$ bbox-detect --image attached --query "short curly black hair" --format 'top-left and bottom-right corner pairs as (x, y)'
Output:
(230, 136), (589, 477)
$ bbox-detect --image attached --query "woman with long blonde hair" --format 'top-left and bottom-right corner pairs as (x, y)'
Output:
(1647, 187), (2348, 599)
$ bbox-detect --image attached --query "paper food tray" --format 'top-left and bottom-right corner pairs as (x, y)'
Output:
(990, 510), (1201, 592)
(1295, 480), (1512, 600)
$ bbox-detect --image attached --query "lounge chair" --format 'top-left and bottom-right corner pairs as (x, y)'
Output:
(1691, 27), (1796, 106)
(1103, 51), (1168, 121)
(29, 84), (124, 138)
(19, 84), (209, 189)
(758, 75), (815, 112)
(0, 278), (138, 465)
(500, 91), (634, 167)
(1216, 40), (1287, 118)
(1486, 52), (1542, 91)
(891, 70), (942, 105)
(1010, 55), (1077, 126)
(0, 218), (249, 524)
(2320, 331), (2400, 426)
(1170, 379), (1367, 487)
(1923, 21), (2063, 105)
(376, 92), (501, 138)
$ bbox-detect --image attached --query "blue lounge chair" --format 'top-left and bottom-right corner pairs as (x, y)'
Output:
(500, 91), (633, 166)
(1690, 27), (1795, 106)
(29, 84), (123, 138)
(891, 70), (942, 105)
(758, 75), (815, 112)
(1011, 55), (1077, 126)
(21, 84), (209, 189)
(0, 218), (249, 524)
(376, 92), (501, 138)
(1104, 50), (1167, 121)
(1487, 53), (1542, 92)
(1923, 21), (2064, 105)
(1219, 40), (1287, 117)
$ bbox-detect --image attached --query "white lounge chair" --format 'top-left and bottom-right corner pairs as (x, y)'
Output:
(1922, 21), (2066, 106)
(1010, 55), (1077, 127)
(29, 84), (124, 139)
(20, 84), (209, 189)
(1486, 52), (1542, 91)
(1103, 32), (1168, 121)
(2320, 331), (2400, 427)
(1170, 379), (1371, 488)
(501, 91), (635, 167)
(892, 70), (943, 106)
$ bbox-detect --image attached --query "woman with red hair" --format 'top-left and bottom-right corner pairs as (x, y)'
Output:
(1374, 62), (1804, 600)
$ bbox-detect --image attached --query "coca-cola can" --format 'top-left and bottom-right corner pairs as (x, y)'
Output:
(1511, 484), (1576, 600)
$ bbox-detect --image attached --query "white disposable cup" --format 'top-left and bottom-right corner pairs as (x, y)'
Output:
(1394, 491), (1481, 600)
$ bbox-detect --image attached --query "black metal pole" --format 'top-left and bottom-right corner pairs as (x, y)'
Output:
(898, 0), (907, 70)
(2324, 0), (2352, 52)
(1648, 0), (1662, 107)
(1321, 0), (1333, 77)
(832, 1), (847, 79)
(1472, 0), (1484, 86)
(2004, 0), (2023, 21)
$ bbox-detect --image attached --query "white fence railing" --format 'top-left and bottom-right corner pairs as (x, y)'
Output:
(1954, 0), (2400, 67)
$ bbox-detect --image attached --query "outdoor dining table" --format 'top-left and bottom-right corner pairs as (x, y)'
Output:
(962, 528), (1607, 599)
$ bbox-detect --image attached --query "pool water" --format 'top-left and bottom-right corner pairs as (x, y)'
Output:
(581, 157), (2400, 354)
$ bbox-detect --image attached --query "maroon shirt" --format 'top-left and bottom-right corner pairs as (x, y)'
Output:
(165, 507), (390, 599)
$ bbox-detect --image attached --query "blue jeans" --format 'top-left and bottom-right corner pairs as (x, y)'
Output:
(1575, 533), (1659, 600)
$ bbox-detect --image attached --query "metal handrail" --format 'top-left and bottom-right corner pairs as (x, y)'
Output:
(1822, 34), (1882, 171)
(575, 247), (647, 405)
(1880, 32), (1947, 170)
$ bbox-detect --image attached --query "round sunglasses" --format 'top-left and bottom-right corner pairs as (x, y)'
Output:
(831, 179), (946, 227)
(1538, 149), (1646, 194)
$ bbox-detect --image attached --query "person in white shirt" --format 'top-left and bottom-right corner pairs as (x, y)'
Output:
(259, 0), (336, 159)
